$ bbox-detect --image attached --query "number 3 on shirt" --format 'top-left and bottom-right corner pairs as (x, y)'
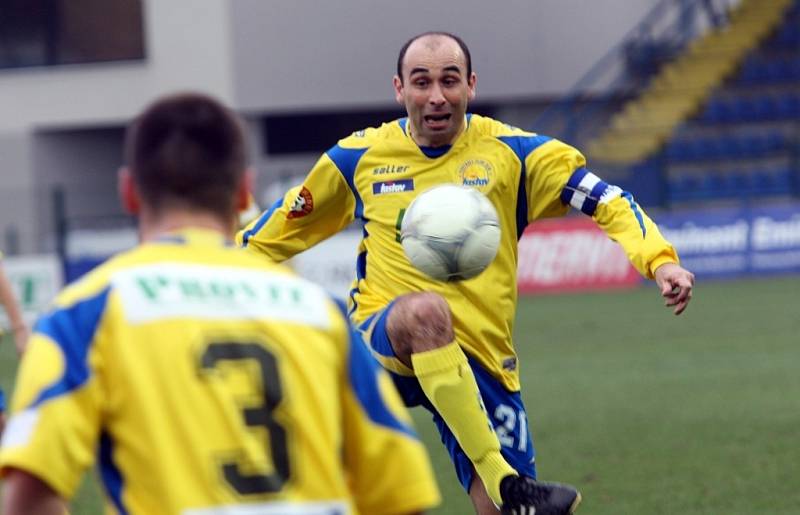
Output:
(199, 341), (290, 495)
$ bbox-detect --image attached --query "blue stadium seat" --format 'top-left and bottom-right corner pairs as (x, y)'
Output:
(666, 138), (690, 161)
(720, 134), (742, 158)
(778, 24), (800, 46)
(773, 166), (794, 193)
(704, 135), (728, 160)
(728, 172), (751, 197)
(765, 131), (784, 153)
(737, 57), (764, 84)
(790, 58), (800, 81)
(700, 98), (729, 123)
(703, 171), (728, 198)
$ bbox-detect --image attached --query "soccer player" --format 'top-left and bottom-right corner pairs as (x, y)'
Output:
(238, 32), (695, 515)
(0, 93), (441, 515)
(0, 252), (29, 436)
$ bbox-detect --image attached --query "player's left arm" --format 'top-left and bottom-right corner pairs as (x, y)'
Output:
(652, 262), (695, 315)
(524, 139), (694, 314)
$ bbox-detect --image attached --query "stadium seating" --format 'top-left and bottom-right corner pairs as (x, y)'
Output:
(621, 0), (799, 206)
(586, 0), (794, 165)
(663, 0), (799, 205)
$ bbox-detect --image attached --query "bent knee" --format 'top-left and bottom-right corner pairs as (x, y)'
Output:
(387, 293), (455, 355)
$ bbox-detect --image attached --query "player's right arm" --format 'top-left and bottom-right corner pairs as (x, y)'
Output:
(237, 149), (358, 261)
(335, 311), (440, 515)
(2, 469), (67, 515)
(0, 256), (29, 355)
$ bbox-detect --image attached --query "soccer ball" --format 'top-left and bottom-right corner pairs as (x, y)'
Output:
(400, 184), (501, 281)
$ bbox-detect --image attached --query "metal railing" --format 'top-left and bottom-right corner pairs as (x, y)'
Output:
(532, 0), (739, 148)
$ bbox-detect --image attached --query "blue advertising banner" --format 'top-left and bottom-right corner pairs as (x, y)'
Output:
(657, 203), (800, 278)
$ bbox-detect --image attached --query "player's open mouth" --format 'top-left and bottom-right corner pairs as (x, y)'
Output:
(423, 113), (451, 129)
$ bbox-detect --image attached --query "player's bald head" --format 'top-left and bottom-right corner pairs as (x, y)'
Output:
(396, 32), (472, 83)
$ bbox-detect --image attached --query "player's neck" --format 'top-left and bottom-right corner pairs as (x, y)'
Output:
(138, 208), (234, 242)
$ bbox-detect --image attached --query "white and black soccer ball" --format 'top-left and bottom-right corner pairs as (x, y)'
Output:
(400, 184), (501, 281)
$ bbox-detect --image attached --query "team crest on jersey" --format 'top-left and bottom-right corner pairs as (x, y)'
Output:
(458, 159), (494, 189)
(287, 187), (313, 219)
(372, 179), (414, 195)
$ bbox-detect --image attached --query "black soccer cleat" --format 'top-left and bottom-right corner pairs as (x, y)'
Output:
(499, 475), (582, 515)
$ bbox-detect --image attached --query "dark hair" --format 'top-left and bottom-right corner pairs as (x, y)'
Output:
(396, 31), (472, 83)
(124, 92), (246, 217)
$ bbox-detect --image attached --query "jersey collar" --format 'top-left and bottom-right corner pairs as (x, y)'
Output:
(153, 227), (234, 247)
(399, 114), (472, 159)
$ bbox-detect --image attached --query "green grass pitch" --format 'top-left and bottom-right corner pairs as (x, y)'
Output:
(1, 275), (799, 514)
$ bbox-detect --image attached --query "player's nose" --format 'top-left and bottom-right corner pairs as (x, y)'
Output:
(428, 84), (446, 105)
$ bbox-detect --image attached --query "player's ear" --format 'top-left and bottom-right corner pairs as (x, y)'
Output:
(393, 75), (405, 105)
(467, 72), (477, 101)
(118, 166), (141, 215)
(235, 168), (255, 212)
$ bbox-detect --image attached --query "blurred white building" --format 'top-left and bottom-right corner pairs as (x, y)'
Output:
(0, 0), (663, 254)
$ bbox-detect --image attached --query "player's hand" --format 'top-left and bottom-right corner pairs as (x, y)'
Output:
(12, 324), (30, 355)
(654, 262), (694, 315)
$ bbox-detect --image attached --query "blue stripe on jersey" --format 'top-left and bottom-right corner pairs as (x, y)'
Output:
(418, 145), (452, 158)
(622, 191), (647, 238)
(347, 287), (360, 318)
(399, 118), (408, 135)
(327, 144), (368, 219)
(241, 198), (283, 247)
(560, 167), (589, 206)
(347, 324), (417, 438)
(332, 300), (417, 438)
(560, 168), (620, 216)
(348, 250), (367, 318)
(99, 431), (129, 515)
(516, 172), (528, 239)
(497, 134), (552, 239)
(0, 388), (5, 411)
(348, 226), (369, 318)
(29, 286), (111, 409)
(580, 177), (610, 216)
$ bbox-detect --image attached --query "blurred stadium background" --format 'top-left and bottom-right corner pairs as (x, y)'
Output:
(0, 0), (798, 513)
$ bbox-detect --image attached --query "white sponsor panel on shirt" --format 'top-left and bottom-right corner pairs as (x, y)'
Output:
(182, 501), (350, 515)
(113, 264), (331, 328)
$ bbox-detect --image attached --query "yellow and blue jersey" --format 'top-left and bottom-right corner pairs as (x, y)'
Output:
(238, 114), (679, 391)
(0, 228), (439, 515)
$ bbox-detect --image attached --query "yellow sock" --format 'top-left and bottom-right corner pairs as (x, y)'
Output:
(411, 342), (517, 505)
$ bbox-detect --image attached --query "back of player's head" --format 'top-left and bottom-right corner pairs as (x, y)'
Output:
(396, 31), (472, 82)
(124, 92), (246, 218)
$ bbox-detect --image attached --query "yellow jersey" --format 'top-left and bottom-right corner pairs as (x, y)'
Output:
(0, 228), (439, 515)
(238, 115), (678, 390)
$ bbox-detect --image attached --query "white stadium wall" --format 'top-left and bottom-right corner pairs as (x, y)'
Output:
(0, 0), (661, 131)
(0, 0), (235, 132)
(0, 0), (661, 253)
(229, 0), (660, 111)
